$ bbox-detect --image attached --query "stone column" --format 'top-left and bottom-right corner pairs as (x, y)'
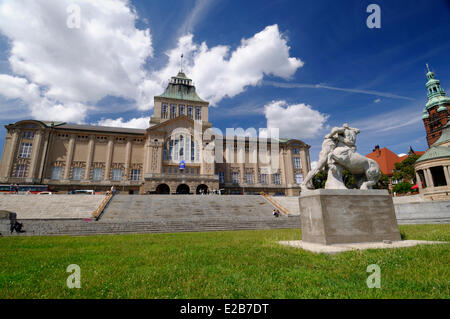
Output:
(443, 166), (450, 186)
(63, 135), (75, 180)
(84, 136), (95, 180)
(37, 132), (49, 180)
(124, 139), (132, 181)
(4, 130), (19, 179)
(28, 130), (43, 180)
(426, 168), (434, 187)
(104, 138), (114, 181)
(415, 172), (423, 189)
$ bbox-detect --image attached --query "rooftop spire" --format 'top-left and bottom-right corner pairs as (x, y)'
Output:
(180, 53), (184, 73)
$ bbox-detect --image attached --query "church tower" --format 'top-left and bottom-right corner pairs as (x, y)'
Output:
(422, 64), (450, 147)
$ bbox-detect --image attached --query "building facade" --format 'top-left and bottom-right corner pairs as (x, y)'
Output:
(0, 72), (311, 196)
(422, 65), (450, 147)
(415, 118), (450, 200)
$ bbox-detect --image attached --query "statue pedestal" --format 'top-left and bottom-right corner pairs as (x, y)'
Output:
(299, 189), (401, 245)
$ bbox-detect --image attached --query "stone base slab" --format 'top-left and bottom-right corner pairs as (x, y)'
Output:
(279, 240), (448, 254)
(299, 189), (402, 245)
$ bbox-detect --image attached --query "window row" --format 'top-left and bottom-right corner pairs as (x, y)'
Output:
(50, 167), (141, 181)
(161, 104), (202, 120)
(227, 172), (282, 185)
(162, 166), (200, 175)
(219, 172), (303, 185)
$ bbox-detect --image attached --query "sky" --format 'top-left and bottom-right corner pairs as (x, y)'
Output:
(0, 0), (449, 164)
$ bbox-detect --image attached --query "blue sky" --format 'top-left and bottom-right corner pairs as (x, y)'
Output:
(0, 0), (449, 163)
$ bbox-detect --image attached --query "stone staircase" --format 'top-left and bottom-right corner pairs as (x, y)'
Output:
(266, 196), (300, 215)
(1, 195), (301, 237)
(0, 194), (105, 219)
(2, 217), (301, 237)
(101, 195), (277, 221)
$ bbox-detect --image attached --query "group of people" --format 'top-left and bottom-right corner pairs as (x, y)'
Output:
(9, 184), (19, 194)
(272, 209), (281, 218)
(10, 220), (25, 234)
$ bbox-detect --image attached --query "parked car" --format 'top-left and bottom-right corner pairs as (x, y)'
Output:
(69, 190), (95, 195)
(273, 192), (286, 196)
(37, 192), (53, 195)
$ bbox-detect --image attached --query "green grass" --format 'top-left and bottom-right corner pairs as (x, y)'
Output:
(0, 224), (449, 299)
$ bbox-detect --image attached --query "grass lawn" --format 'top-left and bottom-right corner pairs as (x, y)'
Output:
(0, 224), (449, 299)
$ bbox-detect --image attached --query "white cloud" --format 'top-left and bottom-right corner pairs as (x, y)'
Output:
(0, 0), (152, 122)
(0, 1), (303, 125)
(97, 116), (150, 129)
(311, 161), (318, 170)
(143, 25), (303, 108)
(374, 98), (381, 103)
(397, 153), (407, 157)
(263, 100), (328, 139)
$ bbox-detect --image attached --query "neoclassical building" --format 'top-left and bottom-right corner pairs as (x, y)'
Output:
(0, 72), (311, 195)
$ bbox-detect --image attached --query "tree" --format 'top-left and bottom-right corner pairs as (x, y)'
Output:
(373, 174), (390, 190)
(392, 155), (420, 183)
(393, 181), (413, 194)
(312, 168), (356, 189)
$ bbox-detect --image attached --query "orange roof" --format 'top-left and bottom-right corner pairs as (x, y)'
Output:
(399, 152), (425, 161)
(366, 148), (402, 176)
(366, 148), (425, 176)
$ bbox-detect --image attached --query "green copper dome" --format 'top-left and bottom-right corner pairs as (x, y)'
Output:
(437, 105), (447, 112)
(156, 72), (207, 103)
(425, 64), (450, 109)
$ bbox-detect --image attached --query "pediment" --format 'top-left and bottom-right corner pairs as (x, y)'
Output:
(148, 115), (196, 134)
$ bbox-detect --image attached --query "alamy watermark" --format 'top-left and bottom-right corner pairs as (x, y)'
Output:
(366, 4), (381, 29)
(366, 264), (381, 288)
(67, 3), (81, 29)
(66, 264), (81, 289)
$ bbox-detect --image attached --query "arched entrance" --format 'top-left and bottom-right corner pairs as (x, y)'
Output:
(156, 184), (170, 194)
(176, 184), (190, 194)
(196, 184), (208, 194)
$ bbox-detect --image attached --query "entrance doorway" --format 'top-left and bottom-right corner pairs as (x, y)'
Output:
(196, 184), (208, 194)
(176, 184), (190, 194)
(156, 184), (170, 194)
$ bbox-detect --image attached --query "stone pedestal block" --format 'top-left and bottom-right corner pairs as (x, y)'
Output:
(299, 189), (401, 245)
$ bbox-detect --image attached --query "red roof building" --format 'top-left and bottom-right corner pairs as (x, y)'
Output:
(366, 146), (425, 176)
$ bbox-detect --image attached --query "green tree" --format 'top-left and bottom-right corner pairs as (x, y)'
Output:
(393, 181), (414, 194)
(393, 155), (420, 183)
(373, 174), (390, 190)
(312, 168), (356, 189)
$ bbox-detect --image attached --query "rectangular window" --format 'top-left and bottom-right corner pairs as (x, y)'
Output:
(195, 107), (201, 120)
(161, 104), (168, 119)
(130, 169), (141, 181)
(19, 143), (32, 158)
(179, 105), (185, 116)
(246, 173), (254, 184)
(93, 168), (103, 181)
(51, 166), (62, 180)
(72, 167), (83, 181)
(294, 157), (302, 169)
(169, 140), (173, 161)
(112, 169), (122, 181)
(187, 106), (193, 119)
(273, 173), (281, 185)
(296, 173), (303, 184)
(23, 131), (34, 139)
(170, 104), (177, 119)
(292, 148), (300, 154)
(219, 171), (224, 183)
(15, 164), (27, 178)
(232, 172), (239, 184)
(260, 173), (268, 184)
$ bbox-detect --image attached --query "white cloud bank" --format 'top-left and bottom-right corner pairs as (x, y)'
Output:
(263, 100), (328, 139)
(0, 0), (303, 126)
(96, 116), (150, 129)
